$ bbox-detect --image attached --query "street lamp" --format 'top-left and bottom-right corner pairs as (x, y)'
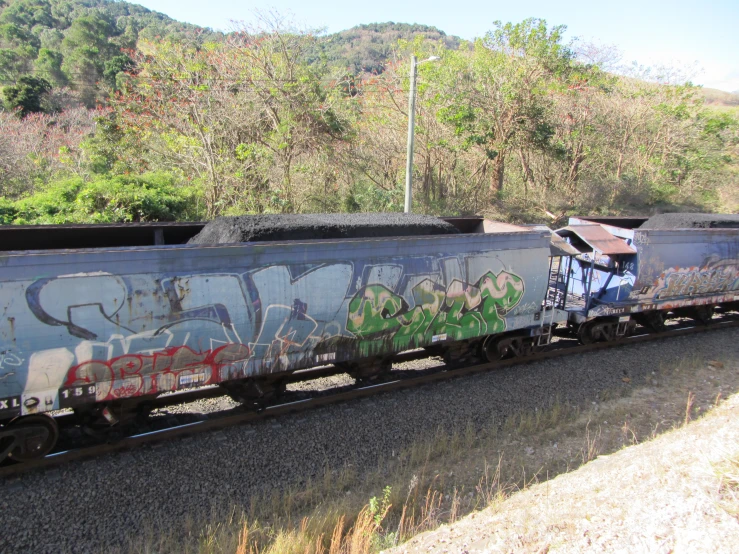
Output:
(404, 55), (440, 214)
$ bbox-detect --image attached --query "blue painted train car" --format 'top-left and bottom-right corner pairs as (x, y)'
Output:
(554, 216), (739, 342)
(0, 218), (569, 458)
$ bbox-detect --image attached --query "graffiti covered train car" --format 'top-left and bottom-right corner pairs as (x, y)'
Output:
(0, 217), (568, 461)
(1, 213), (736, 463)
(553, 216), (739, 342)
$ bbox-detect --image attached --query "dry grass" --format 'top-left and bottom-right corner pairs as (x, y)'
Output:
(402, 385), (739, 553)
(233, 502), (392, 554)
(128, 351), (739, 554)
(580, 420), (601, 464)
(685, 391), (695, 426)
(716, 452), (739, 521)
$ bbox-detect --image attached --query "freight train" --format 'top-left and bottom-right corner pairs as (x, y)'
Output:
(0, 213), (737, 463)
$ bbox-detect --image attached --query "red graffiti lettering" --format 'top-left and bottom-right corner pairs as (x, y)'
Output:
(64, 343), (251, 402)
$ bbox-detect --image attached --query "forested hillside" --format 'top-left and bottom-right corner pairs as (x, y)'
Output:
(0, 0), (221, 108)
(0, 2), (460, 103)
(315, 22), (461, 74)
(0, 2), (736, 225)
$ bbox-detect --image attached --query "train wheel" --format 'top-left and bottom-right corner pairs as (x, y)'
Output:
(6, 414), (59, 462)
(689, 305), (715, 325)
(483, 336), (516, 361)
(638, 311), (666, 333)
(577, 321), (598, 345)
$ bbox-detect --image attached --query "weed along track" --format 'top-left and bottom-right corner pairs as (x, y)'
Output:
(2, 313), (737, 479)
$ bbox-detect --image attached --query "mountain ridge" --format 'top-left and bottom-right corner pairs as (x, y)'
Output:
(0, 0), (736, 106)
(0, 0), (463, 101)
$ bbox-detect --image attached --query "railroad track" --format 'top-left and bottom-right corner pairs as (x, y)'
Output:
(2, 315), (738, 479)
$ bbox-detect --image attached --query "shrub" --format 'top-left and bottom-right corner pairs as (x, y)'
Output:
(2, 172), (204, 224)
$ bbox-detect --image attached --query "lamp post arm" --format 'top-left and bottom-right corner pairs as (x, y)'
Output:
(404, 55), (418, 214)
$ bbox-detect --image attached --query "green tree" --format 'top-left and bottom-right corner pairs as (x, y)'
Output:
(113, 17), (350, 216)
(0, 22), (39, 49)
(80, 111), (141, 174)
(34, 47), (66, 86)
(61, 13), (118, 105)
(60, 13), (116, 57)
(0, 0), (55, 29)
(0, 47), (23, 81)
(435, 19), (575, 198)
(3, 74), (51, 115)
(102, 53), (133, 90)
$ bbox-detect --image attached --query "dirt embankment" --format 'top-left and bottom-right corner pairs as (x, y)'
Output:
(393, 359), (739, 553)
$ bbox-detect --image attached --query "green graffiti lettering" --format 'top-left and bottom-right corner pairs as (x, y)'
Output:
(347, 270), (525, 353)
(346, 285), (405, 338)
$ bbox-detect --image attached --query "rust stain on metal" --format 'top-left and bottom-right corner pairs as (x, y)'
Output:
(7, 317), (15, 343)
(557, 224), (636, 255)
(550, 233), (580, 256)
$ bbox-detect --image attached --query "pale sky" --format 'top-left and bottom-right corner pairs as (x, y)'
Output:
(136, 0), (739, 92)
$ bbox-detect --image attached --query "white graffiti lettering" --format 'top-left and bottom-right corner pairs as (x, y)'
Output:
(0, 352), (23, 369)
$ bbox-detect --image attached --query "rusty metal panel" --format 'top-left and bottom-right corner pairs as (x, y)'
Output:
(527, 225), (580, 257)
(557, 224), (636, 255)
(549, 233), (580, 257)
(0, 230), (562, 418)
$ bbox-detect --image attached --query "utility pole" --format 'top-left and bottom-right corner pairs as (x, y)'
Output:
(404, 55), (439, 213)
(404, 55), (418, 214)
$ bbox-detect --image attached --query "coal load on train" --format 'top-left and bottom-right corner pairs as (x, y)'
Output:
(639, 213), (739, 229)
(188, 213), (459, 244)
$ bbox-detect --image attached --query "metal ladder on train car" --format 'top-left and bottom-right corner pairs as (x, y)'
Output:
(538, 257), (566, 346)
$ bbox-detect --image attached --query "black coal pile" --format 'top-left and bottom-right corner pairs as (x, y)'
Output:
(188, 213), (459, 244)
(639, 213), (739, 230)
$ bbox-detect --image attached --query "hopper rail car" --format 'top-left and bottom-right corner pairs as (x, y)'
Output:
(0, 214), (737, 465)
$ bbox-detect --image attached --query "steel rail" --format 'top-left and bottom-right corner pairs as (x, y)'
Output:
(2, 316), (737, 479)
(50, 349), (430, 429)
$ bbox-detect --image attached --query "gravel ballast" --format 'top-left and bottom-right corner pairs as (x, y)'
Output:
(640, 213), (739, 229)
(188, 213), (459, 244)
(1, 329), (738, 553)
